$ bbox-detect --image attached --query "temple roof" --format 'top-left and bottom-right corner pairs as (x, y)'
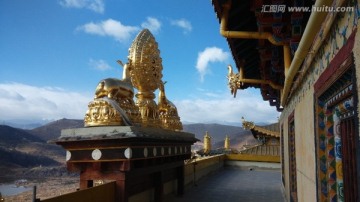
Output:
(251, 123), (280, 138)
(212, 0), (312, 111)
(237, 118), (280, 161)
(242, 118), (279, 139)
(240, 144), (280, 156)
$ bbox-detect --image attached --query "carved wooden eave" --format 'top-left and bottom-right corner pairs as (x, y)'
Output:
(242, 118), (279, 139)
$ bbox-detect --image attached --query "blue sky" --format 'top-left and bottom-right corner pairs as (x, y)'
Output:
(0, 0), (279, 125)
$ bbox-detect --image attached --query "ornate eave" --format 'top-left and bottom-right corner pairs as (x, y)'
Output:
(212, 0), (313, 111)
(239, 144), (280, 157)
(252, 125), (280, 138)
(239, 118), (280, 162)
(242, 118), (279, 139)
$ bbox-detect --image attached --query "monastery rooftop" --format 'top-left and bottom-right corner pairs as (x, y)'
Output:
(166, 167), (285, 202)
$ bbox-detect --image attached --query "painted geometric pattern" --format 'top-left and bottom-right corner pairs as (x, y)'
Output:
(317, 103), (346, 202)
(317, 87), (355, 201)
(282, 0), (359, 117)
(334, 112), (344, 202)
(318, 100), (328, 200)
(326, 108), (337, 202)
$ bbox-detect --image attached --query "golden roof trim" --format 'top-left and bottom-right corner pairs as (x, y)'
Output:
(252, 125), (280, 138)
(241, 117), (280, 138)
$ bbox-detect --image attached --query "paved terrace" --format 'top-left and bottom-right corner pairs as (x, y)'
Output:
(166, 167), (285, 202)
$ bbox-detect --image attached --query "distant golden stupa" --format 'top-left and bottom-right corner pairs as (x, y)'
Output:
(224, 135), (230, 150)
(203, 131), (211, 153)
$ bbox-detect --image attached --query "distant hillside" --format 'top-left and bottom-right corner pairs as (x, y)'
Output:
(29, 119), (255, 147)
(212, 134), (258, 150)
(29, 118), (84, 141)
(0, 125), (44, 147)
(0, 147), (60, 168)
(0, 125), (63, 168)
(182, 123), (258, 150)
(0, 119), (261, 170)
(183, 123), (244, 142)
(0, 119), (53, 129)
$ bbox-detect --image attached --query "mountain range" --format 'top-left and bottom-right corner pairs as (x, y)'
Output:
(0, 119), (258, 172)
(0, 125), (62, 174)
(183, 123), (257, 149)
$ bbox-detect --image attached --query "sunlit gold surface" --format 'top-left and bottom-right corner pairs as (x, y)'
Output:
(203, 131), (211, 153)
(84, 99), (123, 126)
(227, 65), (282, 98)
(241, 117), (255, 130)
(224, 135), (230, 150)
(128, 29), (163, 127)
(85, 61), (140, 127)
(158, 81), (183, 131)
(241, 117), (279, 137)
(84, 29), (181, 130)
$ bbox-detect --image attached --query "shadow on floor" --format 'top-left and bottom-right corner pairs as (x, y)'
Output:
(166, 167), (285, 202)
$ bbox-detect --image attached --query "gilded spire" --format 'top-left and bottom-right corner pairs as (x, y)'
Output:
(224, 135), (230, 150)
(203, 131), (211, 153)
(158, 81), (183, 131)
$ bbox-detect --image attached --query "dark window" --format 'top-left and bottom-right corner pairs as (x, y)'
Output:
(288, 113), (297, 202)
(281, 124), (285, 186)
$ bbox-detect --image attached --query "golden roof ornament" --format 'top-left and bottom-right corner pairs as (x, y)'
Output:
(128, 29), (163, 128)
(241, 117), (255, 130)
(158, 81), (183, 131)
(84, 29), (182, 131)
(203, 131), (211, 154)
(224, 135), (230, 150)
(84, 61), (140, 127)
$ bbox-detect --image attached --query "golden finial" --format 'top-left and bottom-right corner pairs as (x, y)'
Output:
(224, 135), (230, 150)
(128, 29), (163, 128)
(241, 117), (255, 130)
(203, 131), (211, 153)
(158, 80), (183, 131)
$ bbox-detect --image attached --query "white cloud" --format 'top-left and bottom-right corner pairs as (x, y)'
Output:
(77, 19), (140, 43)
(171, 19), (192, 33)
(141, 17), (161, 34)
(59, 0), (105, 13)
(0, 83), (278, 126)
(196, 47), (230, 82)
(0, 83), (91, 121)
(175, 89), (279, 124)
(89, 58), (112, 71)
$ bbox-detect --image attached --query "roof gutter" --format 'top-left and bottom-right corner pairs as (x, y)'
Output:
(236, 65), (283, 90)
(280, 0), (334, 106)
(220, 1), (285, 46)
(219, 0), (338, 108)
(283, 0), (345, 104)
(220, 0), (288, 95)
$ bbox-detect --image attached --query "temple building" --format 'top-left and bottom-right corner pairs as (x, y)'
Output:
(239, 118), (280, 161)
(225, 118), (280, 168)
(54, 29), (197, 202)
(212, 0), (360, 201)
(31, 1), (360, 201)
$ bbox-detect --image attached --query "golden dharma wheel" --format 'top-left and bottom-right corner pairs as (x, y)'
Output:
(128, 29), (163, 92)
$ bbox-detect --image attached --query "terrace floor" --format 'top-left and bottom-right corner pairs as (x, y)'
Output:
(166, 167), (285, 202)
